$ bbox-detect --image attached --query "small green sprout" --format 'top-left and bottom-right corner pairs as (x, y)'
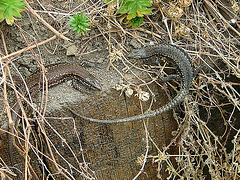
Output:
(118, 0), (152, 27)
(68, 12), (91, 35)
(0, 0), (26, 25)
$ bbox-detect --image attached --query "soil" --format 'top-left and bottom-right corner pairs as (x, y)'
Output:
(0, 1), (178, 179)
(0, 0), (239, 179)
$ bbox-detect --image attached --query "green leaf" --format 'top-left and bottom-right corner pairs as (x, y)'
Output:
(81, 22), (90, 27)
(136, 10), (143, 17)
(130, 16), (143, 28)
(76, 28), (80, 34)
(12, 8), (22, 17)
(128, 3), (137, 18)
(139, 7), (152, 15)
(0, 11), (3, 19)
(0, 4), (7, 11)
(13, 3), (26, 10)
(124, 1), (132, 7)
(68, 12), (91, 35)
(139, 0), (152, 7)
(118, 6), (128, 14)
(0, 0), (26, 25)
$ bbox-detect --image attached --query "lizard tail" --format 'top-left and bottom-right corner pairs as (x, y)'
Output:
(67, 88), (189, 123)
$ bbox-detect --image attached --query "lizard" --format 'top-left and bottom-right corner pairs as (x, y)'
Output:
(67, 43), (194, 123)
(15, 63), (101, 93)
(11, 63), (101, 124)
(9, 63), (101, 165)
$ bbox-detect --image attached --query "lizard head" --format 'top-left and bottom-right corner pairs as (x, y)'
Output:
(128, 48), (147, 59)
(84, 76), (102, 90)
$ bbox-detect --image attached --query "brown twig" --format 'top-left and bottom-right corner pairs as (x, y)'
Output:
(1, 32), (68, 61)
(23, 0), (71, 42)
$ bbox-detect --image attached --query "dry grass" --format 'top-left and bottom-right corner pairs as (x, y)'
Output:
(0, 0), (240, 179)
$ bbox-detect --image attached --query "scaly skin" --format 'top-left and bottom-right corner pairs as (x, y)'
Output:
(9, 63), (101, 165)
(17, 63), (101, 92)
(68, 44), (194, 123)
(12, 63), (101, 125)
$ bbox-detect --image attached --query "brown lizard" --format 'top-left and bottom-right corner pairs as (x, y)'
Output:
(9, 63), (101, 165)
(12, 63), (101, 123)
(67, 44), (194, 123)
(16, 63), (101, 93)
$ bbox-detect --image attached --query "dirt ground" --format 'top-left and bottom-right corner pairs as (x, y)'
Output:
(0, 1), (178, 179)
(0, 0), (240, 179)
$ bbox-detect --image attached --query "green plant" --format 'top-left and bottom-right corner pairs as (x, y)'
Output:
(118, 0), (152, 27)
(0, 0), (26, 25)
(68, 12), (91, 35)
(104, 0), (123, 5)
(129, 16), (143, 28)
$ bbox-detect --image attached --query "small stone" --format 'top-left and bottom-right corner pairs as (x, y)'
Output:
(97, 58), (104, 63)
(66, 44), (78, 56)
(129, 38), (141, 49)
